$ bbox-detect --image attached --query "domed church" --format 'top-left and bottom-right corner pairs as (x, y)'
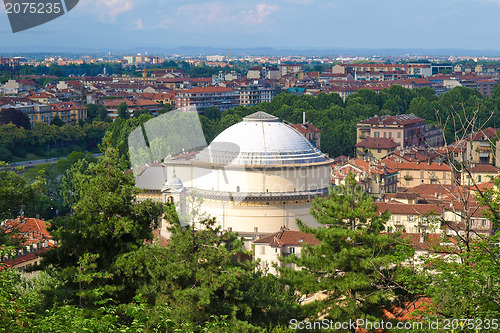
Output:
(137, 111), (332, 244)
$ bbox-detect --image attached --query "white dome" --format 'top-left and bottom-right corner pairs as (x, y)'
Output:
(164, 176), (184, 191)
(195, 112), (328, 166)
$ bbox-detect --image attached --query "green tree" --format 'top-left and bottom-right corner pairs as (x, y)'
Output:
(41, 148), (164, 306)
(133, 108), (151, 118)
(281, 174), (414, 327)
(86, 104), (109, 122)
(203, 106), (221, 121)
(157, 103), (175, 115)
(115, 204), (301, 331)
(117, 102), (130, 119)
(0, 165), (39, 220)
(48, 64), (64, 77)
(50, 115), (64, 127)
(0, 108), (31, 130)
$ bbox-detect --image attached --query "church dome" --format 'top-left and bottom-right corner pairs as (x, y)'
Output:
(195, 112), (328, 166)
(163, 176), (184, 191)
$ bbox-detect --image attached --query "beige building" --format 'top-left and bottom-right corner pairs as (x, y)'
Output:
(355, 137), (399, 160)
(383, 159), (454, 187)
(375, 202), (443, 234)
(465, 127), (499, 165)
(253, 229), (320, 275)
(357, 114), (427, 149)
(461, 164), (500, 186)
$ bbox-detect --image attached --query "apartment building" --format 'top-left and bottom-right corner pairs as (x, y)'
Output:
(382, 159), (455, 187)
(333, 63), (432, 78)
(465, 127), (499, 165)
(279, 63), (305, 77)
(461, 164), (500, 186)
(236, 83), (279, 107)
(247, 66), (280, 80)
(355, 137), (399, 160)
(175, 86), (240, 113)
(357, 114), (427, 149)
(50, 102), (87, 123)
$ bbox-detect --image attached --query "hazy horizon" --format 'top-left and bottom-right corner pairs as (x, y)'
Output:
(1, 0), (500, 55)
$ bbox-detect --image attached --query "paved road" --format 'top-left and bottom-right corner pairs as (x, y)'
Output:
(6, 153), (103, 168)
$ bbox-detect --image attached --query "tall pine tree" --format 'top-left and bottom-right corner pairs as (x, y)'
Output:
(281, 173), (414, 328)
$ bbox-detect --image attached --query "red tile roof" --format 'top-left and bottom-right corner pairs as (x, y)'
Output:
(292, 123), (320, 134)
(355, 137), (399, 149)
(375, 202), (443, 215)
(254, 229), (320, 247)
(2, 217), (51, 239)
(469, 164), (500, 173)
(469, 127), (499, 141)
(382, 159), (452, 171)
(359, 114), (425, 126)
(178, 86), (233, 94)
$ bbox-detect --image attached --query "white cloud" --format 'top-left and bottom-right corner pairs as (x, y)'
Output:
(133, 18), (144, 30)
(160, 2), (279, 32)
(75, 0), (135, 21)
(240, 4), (279, 25)
(176, 2), (229, 25)
(283, 0), (315, 4)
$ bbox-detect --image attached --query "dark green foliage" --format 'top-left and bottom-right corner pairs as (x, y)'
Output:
(133, 108), (151, 118)
(115, 204), (301, 330)
(117, 101), (130, 119)
(203, 106), (222, 120)
(0, 108), (31, 130)
(0, 147), (13, 162)
(85, 104), (110, 122)
(50, 115), (64, 127)
(41, 148), (164, 306)
(101, 114), (154, 170)
(0, 120), (108, 159)
(157, 103), (175, 115)
(48, 64), (64, 77)
(0, 165), (38, 220)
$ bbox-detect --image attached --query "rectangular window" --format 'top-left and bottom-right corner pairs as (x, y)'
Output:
(289, 247), (295, 254)
(397, 132), (401, 138)
(420, 170), (424, 179)
(260, 246), (266, 255)
(378, 149), (382, 153)
(389, 132), (392, 138)
(374, 132), (380, 138)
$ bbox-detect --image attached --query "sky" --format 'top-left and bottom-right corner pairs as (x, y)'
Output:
(1, 0), (500, 53)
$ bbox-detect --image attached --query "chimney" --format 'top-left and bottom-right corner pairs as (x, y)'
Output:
(303, 112), (306, 125)
(419, 233), (426, 244)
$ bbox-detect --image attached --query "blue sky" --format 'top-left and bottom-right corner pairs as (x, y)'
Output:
(1, 0), (500, 52)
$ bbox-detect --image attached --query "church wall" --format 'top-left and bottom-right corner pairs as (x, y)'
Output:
(200, 201), (320, 234)
(166, 164), (331, 193)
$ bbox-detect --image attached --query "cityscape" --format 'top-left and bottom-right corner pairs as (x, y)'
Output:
(1, 1), (500, 332)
